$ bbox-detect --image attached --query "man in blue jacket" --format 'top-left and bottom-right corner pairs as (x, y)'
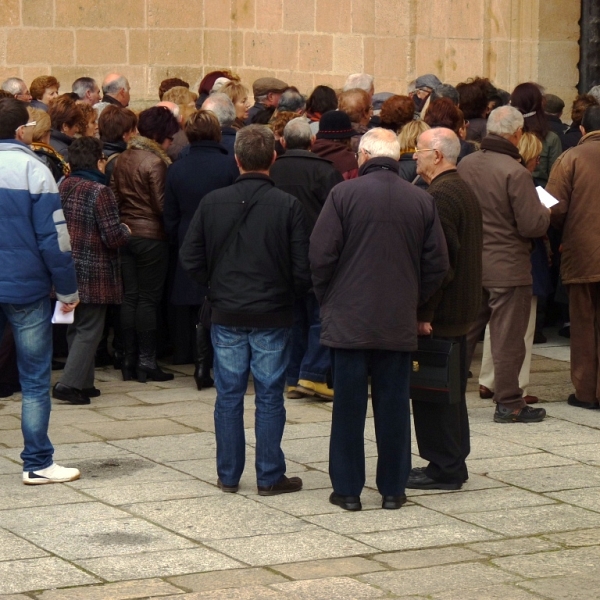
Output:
(0, 98), (81, 485)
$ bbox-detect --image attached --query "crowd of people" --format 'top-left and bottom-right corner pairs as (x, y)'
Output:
(1, 68), (599, 510)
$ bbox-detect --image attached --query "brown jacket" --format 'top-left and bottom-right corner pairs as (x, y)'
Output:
(547, 131), (600, 284)
(457, 135), (550, 287)
(111, 135), (171, 240)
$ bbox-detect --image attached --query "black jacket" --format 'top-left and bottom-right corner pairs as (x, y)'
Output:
(310, 157), (449, 351)
(164, 141), (239, 305)
(180, 173), (311, 327)
(102, 140), (127, 184)
(270, 149), (344, 232)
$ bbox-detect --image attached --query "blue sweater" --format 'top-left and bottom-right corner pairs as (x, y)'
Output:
(0, 141), (78, 304)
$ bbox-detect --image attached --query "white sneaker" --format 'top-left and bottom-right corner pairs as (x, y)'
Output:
(23, 463), (81, 485)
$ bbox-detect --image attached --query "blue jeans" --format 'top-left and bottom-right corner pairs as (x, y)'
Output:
(0, 298), (54, 471)
(211, 324), (291, 487)
(287, 292), (330, 386)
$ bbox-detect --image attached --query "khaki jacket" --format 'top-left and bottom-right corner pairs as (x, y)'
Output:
(457, 137), (550, 287)
(547, 131), (600, 284)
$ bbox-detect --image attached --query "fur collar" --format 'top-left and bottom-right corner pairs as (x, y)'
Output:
(128, 135), (172, 166)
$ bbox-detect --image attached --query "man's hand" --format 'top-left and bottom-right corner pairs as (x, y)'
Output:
(417, 322), (432, 336)
(61, 300), (79, 313)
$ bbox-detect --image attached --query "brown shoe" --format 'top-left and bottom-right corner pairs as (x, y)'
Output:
(257, 475), (302, 496)
(479, 385), (493, 399)
(524, 395), (539, 404)
(286, 386), (307, 400)
(217, 478), (239, 493)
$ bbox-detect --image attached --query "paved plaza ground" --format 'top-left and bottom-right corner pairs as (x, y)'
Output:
(1, 331), (600, 599)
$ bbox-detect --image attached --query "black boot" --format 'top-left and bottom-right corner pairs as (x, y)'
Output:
(194, 324), (214, 391)
(121, 328), (137, 381)
(137, 330), (174, 383)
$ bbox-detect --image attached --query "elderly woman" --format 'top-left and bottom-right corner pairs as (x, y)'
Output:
(27, 107), (70, 182)
(398, 119), (430, 183)
(164, 110), (239, 388)
(379, 95), (415, 133)
(48, 95), (84, 161)
(51, 137), (130, 405)
(112, 106), (179, 383)
(79, 103), (98, 137)
(30, 76), (60, 111)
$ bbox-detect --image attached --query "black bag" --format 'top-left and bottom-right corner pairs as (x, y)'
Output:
(410, 337), (461, 404)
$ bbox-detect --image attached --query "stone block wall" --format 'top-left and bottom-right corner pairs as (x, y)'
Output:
(0, 0), (580, 108)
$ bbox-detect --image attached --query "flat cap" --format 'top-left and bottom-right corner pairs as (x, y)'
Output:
(545, 93), (565, 114)
(252, 77), (288, 97)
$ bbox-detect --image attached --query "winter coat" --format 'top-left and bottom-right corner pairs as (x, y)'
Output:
(457, 134), (550, 288)
(270, 149), (344, 233)
(532, 131), (562, 188)
(102, 140), (127, 184)
(111, 135), (171, 241)
(49, 129), (74, 161)
(547, 131), (600, 284)
(59, 172), (130, 304)
(310, 157), (449, 352)
(0, 141), (78, 305)
(180, 174), (311, 328)
(164, 141), (239, 305)
(311, 139), (358, 180)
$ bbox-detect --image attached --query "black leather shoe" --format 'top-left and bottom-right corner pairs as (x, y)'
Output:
(82, 386), (101, 398)
(257, 475), (302, 496)
(329, 492), (362, 511)
(567, 394), (600, 409)
(382, 495), (407, 509)
(217, 478), (239, 493)
(52, 383), (91, 405)
(406, 470), (462, 490)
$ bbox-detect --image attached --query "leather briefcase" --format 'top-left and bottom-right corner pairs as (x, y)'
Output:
(410, 337), (461, 404)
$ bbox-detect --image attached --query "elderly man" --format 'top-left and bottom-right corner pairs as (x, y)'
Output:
(409, 127), (482, 490)
(180, 125), (310, 496)
(310, 128), (449, 511)
(245, 77), (288, 125)
(270, 118), (343, 401)
(276, 89), (306, 115)
(338, 88), (372, 153)
(546, 105), (600, 409)
(101, 73), (130, 108)
(410, 74), (442, 115)
(202, 93), (238, 158)
(458, 106), (550, 423)
(343, 73), (375, 98)
(1, 77), (32, 103)
(72, 77), (101, 106)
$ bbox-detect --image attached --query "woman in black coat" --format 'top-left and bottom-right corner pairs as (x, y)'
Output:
(163, 110), (239, 388)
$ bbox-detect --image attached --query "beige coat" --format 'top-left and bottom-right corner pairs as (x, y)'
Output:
(547, 131), (600, 284)
(457, 137), (550, 288)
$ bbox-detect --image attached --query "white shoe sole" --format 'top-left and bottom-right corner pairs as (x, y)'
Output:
(23, 472), (81, 485)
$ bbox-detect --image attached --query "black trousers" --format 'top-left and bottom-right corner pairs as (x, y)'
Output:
(411, 334), (470, 484)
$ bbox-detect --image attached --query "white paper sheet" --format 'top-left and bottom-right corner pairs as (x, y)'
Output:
(536, 186), (559, 208)
(52, 301), (75, 324)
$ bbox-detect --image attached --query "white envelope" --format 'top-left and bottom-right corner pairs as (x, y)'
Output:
(536, 186), (559, 208)
(52, 301), (75, 324)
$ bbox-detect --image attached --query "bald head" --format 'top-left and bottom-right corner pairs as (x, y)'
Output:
(102, 73), (130, 107)
(414, 127), (460, 184)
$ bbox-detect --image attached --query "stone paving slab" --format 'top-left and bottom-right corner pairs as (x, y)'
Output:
(73, 419), (196, 440)
(518, 574), (600, 600)
(0, 474), (91, 510)
(96, 401), (214, 421)
(431, 583), (545, 600)
(35, 579), (184, 600)
(270, 556), (386, 580)
(0, 557), (99, 595)
(1, 426), (100, 447)
(113, 433), (217, 462)
(0, 457), (19, 474)
(47, 409), (116, 425)
(360, 562), (521, 596)
(160, 587), (285, 599)
(0, 528), (48, 561)
(372, 546), (483, 570)
(543, 527), (600, 547)
(467, 452), (576, 473)
(544, 442), (600, 466)
(78, 547), (242, 581)
(467, 536), (562, 557)
(0, 415), (20, 430)
(545, 486), (600, 513)
(166, 568), (288, 593)
(271, 576), (386, 599)
(280, 435), (378, 464)
(486, 464), (600, 492)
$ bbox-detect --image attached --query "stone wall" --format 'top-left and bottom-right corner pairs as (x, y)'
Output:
(0, 0), (580, 107)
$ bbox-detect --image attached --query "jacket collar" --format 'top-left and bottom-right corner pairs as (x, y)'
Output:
(359, 156), (400, 177)
(127, 135), (172, 166)
(276, 149), (333, 164)
(430, 168), (458, 185)
(480, 134), (522, 162)
(578, 130), (600, 145)
(51, 129), (74, 145)
(189, 140), (228, 154)
(70, 169), (108, 185)
(221, 126), (237, 136)
(235, 172), (274, 184)
(103, 95), (124, 107)
(103, 140), (127, 154)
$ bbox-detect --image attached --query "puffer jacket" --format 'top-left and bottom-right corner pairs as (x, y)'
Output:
(111, 135), (171, 240)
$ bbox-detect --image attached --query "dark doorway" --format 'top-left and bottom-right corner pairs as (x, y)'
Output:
(579, 0), (600, 92)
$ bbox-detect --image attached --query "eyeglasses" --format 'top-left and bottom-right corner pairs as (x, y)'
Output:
(15, 121), (37, 134)
(355, 148), (372, 159)
(413, 148), (437, 154)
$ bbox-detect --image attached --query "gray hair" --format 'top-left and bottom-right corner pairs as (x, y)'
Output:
(72, 77), (97, 99)
(487, 105), (524, 137)
(202, 93), (235, 127)
(283, 117), (312, 150)
(588, 85), (600, 104)
(103, 75), (129, 96)
(234, 125), (275, 171)
(343, 73), (374, 93)
(359, 127), (400, 160)
(1, 77), (26, 96)
(430, 84), (460, 105)
(428, 127), (461, 165)
(278, 90), (306, 113)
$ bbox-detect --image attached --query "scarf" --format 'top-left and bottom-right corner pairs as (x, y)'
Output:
(480, 134), (523, 163)
(70, 169), (108, 185)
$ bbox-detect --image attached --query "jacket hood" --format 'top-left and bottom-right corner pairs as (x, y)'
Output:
(128, 135), (172, 166)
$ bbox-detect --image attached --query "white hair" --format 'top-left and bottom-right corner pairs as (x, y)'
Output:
(343, 73), (374, 93)
(588, 85), (600, 104)
(1, 77), (26, 96)
(487, 105), (524, 137)
(428, 128), (461, 165)
(103, 75), (129, 95)
(202, 93), (236, 127)
(359, 128), (400, 160)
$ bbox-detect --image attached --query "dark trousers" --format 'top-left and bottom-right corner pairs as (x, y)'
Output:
(412, 335), (470, 484)
(569, 282), (600, 404)
(329, 348), (411, 497)
(0, 323), (19, 387)
(120, 237), (169, 333)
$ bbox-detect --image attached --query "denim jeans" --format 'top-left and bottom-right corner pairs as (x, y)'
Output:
(211, 324), (291, 487)
(287, 292), (330, 386)
(0, 298), (54, 471)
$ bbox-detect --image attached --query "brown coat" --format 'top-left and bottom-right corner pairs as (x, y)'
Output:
(457, 136), (550, 287)
(111, 135), (171, 240)
(547, 131), (600, 284)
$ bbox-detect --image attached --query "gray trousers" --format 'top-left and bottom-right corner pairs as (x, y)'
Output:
(466, 286), (532, 410)
(61, 304), (107, 390)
